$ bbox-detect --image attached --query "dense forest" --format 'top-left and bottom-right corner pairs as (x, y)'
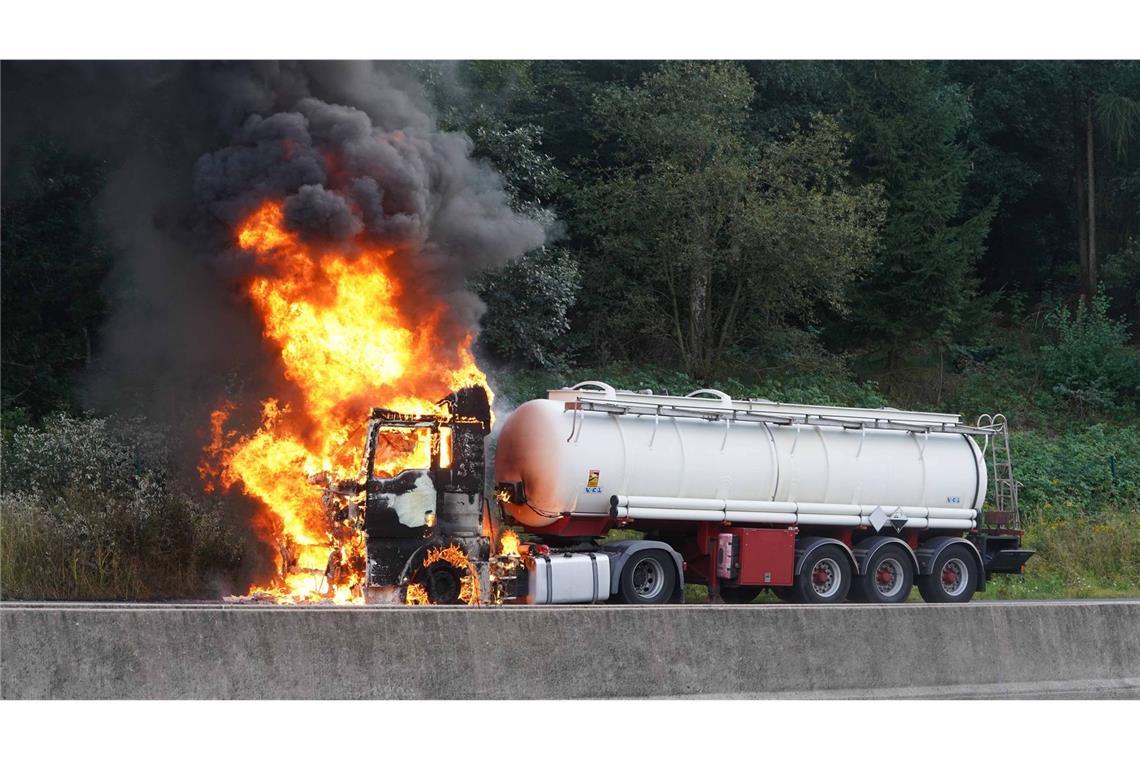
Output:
(2, 61), (1138, 600)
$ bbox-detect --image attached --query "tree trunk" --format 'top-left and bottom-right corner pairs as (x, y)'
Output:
(1085, 95), (1097, 301)
(1075, 165), (1088, 295)
(1074, 86), (1091, 303)
(688, 263), (712, 380)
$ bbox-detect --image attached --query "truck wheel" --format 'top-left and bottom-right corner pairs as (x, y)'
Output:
(719, 586), (761, 604)
(795, 546), (852, 603)
(857, 546), (914, 604)
(918, 545), (977, 603)
(619, 549), (676, 604)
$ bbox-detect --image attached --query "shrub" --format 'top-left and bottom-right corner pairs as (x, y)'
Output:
(475, 245), (582, 370)
(1041, 291), (1140, 416)
(1010, 425), (1140, 520)
(0, 414), (245, 600)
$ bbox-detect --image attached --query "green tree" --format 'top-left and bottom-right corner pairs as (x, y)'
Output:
(946, 61), (1075, 297)
(1, 142), (112, 422)
(427, 65), (584, 369)
(843, 62), (996, 369)
(577, 62), (884, 380)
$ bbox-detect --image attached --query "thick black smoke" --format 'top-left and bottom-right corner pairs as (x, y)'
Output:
(192, 90), (544, 334)
(3, 60), (543, 417)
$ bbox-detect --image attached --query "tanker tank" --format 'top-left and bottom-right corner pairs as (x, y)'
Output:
(494, 381), (988, 535)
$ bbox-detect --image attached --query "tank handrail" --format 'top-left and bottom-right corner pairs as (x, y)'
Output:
(574, 398), (997, 436)
(686, 388), (733, 406)
(570, 380), (617, 398)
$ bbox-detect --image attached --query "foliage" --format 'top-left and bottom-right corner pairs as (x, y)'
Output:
(842, 62), (996, 365)
(1010, 425), (1140, 520)
(1, 142), (112, 421)
(978, 514), (1140, 599)
(474, 245), (582, 369)
(432, 75), (584, 370)
(1041, 290), (1140, 415)
(494, 363), (885, 411)
(0, 414), (246, 599)
(576, 62), (884, 379)
(1102, 236), (1140, 310)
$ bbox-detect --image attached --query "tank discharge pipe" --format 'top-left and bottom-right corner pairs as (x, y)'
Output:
(610, 495), (976, 529)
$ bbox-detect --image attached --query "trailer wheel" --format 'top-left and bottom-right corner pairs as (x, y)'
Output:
(795, 546), (852, 603)
(857, 546), (914, 604)
(719, 586), (762, 604)
(619, 549), (676, 604)
(918, 545), (977, 603)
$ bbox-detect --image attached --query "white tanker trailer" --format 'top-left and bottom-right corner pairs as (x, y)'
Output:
(490, 382), (1033, 605)
(352, 382), (1033, 605)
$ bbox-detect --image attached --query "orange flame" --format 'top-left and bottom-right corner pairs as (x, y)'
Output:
(499, 529), (521, 556)
(405, 543), (480, 606)
(206, 200), (491, 603)
(404, 583), (430, 605)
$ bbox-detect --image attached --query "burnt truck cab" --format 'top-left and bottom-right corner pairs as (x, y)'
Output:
(352, 385), (493, 604)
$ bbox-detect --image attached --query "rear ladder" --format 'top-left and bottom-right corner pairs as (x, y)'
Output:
(976, 413), (1021, 531)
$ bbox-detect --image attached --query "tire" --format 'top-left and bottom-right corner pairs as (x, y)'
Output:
(415, 560), (464, 604)
(719, 585), (762, 604)
(918, 545), (978, 604)
(772, 586), (799, 602)
(857, 546), (914, 604)
(795, 545), (852, 603)
(619, 549), (677, 604)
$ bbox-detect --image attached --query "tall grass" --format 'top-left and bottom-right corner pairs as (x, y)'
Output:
(1, 414), (246, 600)
(979, 513), (1140, 599)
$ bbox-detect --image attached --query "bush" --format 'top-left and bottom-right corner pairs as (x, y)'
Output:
(1, 414), (245, 600)
(475, 245), (582, 370)
(1041, 291), (1140, 416)
(1010, 425), (1140, 520)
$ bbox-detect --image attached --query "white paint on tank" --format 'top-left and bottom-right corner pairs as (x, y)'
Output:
(494, 384), (987, 530)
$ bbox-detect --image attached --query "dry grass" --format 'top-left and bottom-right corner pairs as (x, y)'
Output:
(1, 414), (246, 601)
(978, 512), (1140, 599)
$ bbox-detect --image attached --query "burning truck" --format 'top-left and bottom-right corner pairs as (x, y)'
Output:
(310, 380), (1033, 606)
(204, 196), (1032, 608)
(191, 80), (1029, 606)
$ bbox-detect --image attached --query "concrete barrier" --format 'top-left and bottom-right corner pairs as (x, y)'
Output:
(2, 600), (1138, 699)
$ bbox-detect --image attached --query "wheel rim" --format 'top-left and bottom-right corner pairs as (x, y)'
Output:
(810, 558), (841, 598)
(631, 556), (665, 599)
(419, 561), (463, 604)
(874, 557), (905, 597)
(941, 558), (969, 597)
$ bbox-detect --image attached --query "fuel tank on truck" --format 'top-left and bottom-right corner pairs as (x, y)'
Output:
(494, 382), (989, 533)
